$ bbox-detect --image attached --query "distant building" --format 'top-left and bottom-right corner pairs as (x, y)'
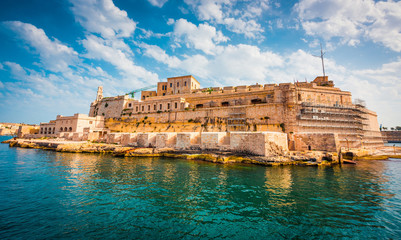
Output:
(39, 113), (104, 137)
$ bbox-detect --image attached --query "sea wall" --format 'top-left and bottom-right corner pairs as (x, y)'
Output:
(381, 131), (401, 143)
(26, 131), (288, 157)
(293, 133), (339, 152)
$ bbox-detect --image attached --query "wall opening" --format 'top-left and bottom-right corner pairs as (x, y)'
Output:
(251, 98), (262, 104)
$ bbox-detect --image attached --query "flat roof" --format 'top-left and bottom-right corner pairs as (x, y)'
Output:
(167, 75), (200, 84)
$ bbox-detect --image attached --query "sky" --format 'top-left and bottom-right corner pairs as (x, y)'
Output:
(0, 0), (400, 127)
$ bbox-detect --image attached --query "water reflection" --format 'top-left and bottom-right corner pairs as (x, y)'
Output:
(1, 143), (401, 239)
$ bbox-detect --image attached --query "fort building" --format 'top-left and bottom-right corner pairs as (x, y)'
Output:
(87, 75), (383, 151)
(35, 75), (383, 154)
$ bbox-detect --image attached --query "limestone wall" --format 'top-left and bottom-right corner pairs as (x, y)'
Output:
(176, 132), (201, 150)
(293, 133), (339, 152)
(381, 131), (401, 143)
(230, 132), (288, 156)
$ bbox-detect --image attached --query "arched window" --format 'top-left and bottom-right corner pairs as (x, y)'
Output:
(184, 81), (187, 86)
(60, 127), (63, 131)
(69, 127), (72, 132)
(64, 127), (68, 132)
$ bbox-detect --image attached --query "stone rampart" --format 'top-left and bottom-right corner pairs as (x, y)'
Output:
(201, 132), (229, 150)
(176, 132), (201, 150)
(155, 133), (177, 148)
(137, 133), (157, 147)
(293, 133), (339, 152)
(230, 132), (287, 156)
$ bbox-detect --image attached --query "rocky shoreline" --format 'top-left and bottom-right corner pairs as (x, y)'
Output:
(1, 138), (347, 166)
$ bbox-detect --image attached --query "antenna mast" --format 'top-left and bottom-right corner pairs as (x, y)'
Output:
(313, 43), (326, 77)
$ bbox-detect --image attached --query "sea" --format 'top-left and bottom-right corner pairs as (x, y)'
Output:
(1, 135), (401, 239)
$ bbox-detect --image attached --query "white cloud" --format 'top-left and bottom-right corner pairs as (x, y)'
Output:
(223, 18), (263, 39)
(172, 18), (228, 55)
(70, 0), (136, 39)
(294, 0), (401, 51)
(82, 35), (159, 85)
(3, 21), (79, 73)
(197, 0), (225, 21)
(184, 0), (266, 39)
(139, 43), (181, 68)
(147, 0), (168, 8)
(0, 63), (3, 70)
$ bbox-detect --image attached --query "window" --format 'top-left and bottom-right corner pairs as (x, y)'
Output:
(142, 106), (144, 111)
(136, 106), (138, 112)
(170, 83), (172, 87)
(177, 82), (179, 87)
(196, 104), (203, 108)
(128, 103), (132, 107)
(222, 102), (229, 106)
(154, 105), (156, 110)
(69, 127), (72, 132)
(148, 105), (150, 111)
(184, 81), (187, 86)
(60, 127), (63, 131)
(167, 103), (170, 109)
(160, 104), (162, 110)
(64, 127), (67, 132)
(175, 102), (178, 108)
(163, 93), (165, 96)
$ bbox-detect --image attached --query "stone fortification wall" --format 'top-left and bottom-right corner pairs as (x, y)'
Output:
(101, 131), (288, 157)
(104, 118), (282, 134)
(230, 132), (288, 156)
(293, 133), (339, 152)
(381, 131), (401, 143)
(89, 95), (128, 118)
(33, 131), (288, 156)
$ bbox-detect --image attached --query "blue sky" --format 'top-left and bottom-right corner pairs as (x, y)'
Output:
(0, 0), (400, 127)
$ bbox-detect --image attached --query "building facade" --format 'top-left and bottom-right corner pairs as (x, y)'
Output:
(87, 75), (383, 150)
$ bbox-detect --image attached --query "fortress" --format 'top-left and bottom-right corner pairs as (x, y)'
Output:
(36, 75), (383, 155)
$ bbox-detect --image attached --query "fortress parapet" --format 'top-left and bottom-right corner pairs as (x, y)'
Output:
(83, 75), (385, 151)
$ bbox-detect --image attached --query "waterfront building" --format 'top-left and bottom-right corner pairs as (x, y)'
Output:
(88, 75), (383, 151)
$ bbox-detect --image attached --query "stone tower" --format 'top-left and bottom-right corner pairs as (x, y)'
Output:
(96, 86), (103, 102)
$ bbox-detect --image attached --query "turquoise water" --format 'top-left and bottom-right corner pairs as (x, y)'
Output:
(1, 136), (401, 239)
(385, 142), (401, 147)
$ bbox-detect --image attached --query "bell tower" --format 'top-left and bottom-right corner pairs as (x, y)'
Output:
(96, 86), (103, 102)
